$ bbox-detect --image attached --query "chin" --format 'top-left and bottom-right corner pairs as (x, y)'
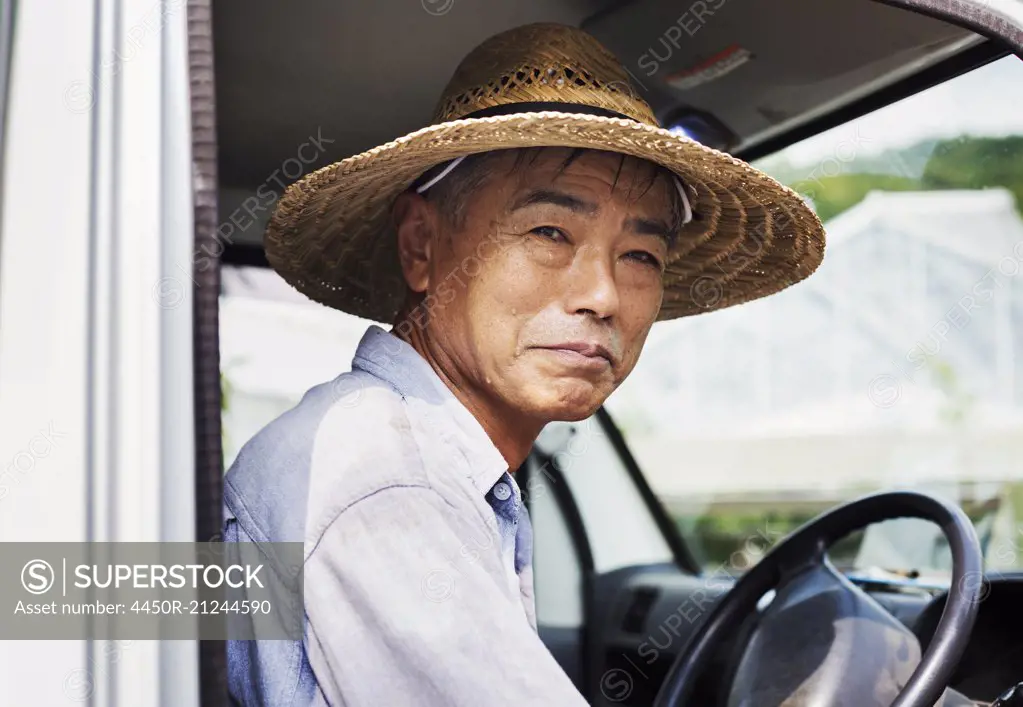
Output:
(527, 383), (608, 422)
(545, 404), (600, 423)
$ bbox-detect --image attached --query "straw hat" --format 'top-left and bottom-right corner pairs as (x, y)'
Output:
(264, 23), (825, 322)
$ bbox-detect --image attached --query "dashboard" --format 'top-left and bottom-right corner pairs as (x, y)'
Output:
(914, 575), (1023, 702)
(588, 567), (1023, 706)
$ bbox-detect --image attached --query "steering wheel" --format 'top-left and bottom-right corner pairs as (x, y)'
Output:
(653, 491), (983, 707)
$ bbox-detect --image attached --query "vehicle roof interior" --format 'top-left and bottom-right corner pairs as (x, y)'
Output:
(212, 0), (981, 248)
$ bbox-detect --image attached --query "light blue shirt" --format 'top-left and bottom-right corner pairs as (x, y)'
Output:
(224, 325), (588, 706)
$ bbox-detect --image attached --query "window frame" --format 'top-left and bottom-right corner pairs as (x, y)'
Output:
(0, 0), (16, 284)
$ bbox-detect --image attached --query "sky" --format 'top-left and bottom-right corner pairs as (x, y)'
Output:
(777, 55), (1023, 166)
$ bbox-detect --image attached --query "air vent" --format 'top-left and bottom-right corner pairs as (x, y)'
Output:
(620, 586), (660, 634)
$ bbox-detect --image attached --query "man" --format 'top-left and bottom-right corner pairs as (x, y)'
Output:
(224, 22), (825, 706)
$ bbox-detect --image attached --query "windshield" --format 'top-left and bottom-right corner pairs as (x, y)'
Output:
(220, 56), (1023, 586)
(605, 55), (1023, 582)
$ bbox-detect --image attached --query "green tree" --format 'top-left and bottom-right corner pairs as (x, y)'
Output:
(791, 173), (920, 222)
(776, 134), (1023, 223)
(921, 136), (1023, 214)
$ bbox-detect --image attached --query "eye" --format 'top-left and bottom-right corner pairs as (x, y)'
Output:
(531, 226), (568, 242)
(625, 251), (663, 270)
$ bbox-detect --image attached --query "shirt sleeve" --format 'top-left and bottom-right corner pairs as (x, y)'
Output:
(303, 484), (590, 707)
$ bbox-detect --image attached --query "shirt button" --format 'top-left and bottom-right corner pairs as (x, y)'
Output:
(493, 482), (512, 501)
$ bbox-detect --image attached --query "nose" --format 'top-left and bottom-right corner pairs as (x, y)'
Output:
(564, 246), (619, 320)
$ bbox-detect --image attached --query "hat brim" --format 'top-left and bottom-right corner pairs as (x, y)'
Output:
(264, 111), (825, 323)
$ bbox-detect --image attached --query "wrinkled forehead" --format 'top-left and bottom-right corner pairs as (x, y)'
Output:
(498, 148), (692, 236)
(413, 146), (693, 233)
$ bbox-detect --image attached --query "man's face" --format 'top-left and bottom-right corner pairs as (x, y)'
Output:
(395, 148), (674, 422)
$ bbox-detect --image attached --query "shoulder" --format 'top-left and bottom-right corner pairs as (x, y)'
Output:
(304, 374), (440, 545)
(224, 369), (432, 545)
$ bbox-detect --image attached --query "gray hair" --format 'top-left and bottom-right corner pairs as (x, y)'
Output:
(414, 147), (690, 245)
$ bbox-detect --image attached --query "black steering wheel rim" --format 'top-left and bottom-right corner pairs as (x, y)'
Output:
(653, 491), (984, 707)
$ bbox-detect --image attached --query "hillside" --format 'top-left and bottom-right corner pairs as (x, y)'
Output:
(758, 135), (1023, 223)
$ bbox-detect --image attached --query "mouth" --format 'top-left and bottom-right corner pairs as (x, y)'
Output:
(531, 341), (615, 371)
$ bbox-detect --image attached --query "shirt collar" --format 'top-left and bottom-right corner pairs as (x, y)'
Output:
(351, 325), (509, 496)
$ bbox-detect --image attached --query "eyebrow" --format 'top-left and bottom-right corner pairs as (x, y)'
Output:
(510, 188), (676, 247)
(625, 216), (675, 247)
(509, 189), (598, 216)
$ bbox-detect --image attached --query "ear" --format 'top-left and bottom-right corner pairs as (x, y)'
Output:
(392, 191), (437, 294)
